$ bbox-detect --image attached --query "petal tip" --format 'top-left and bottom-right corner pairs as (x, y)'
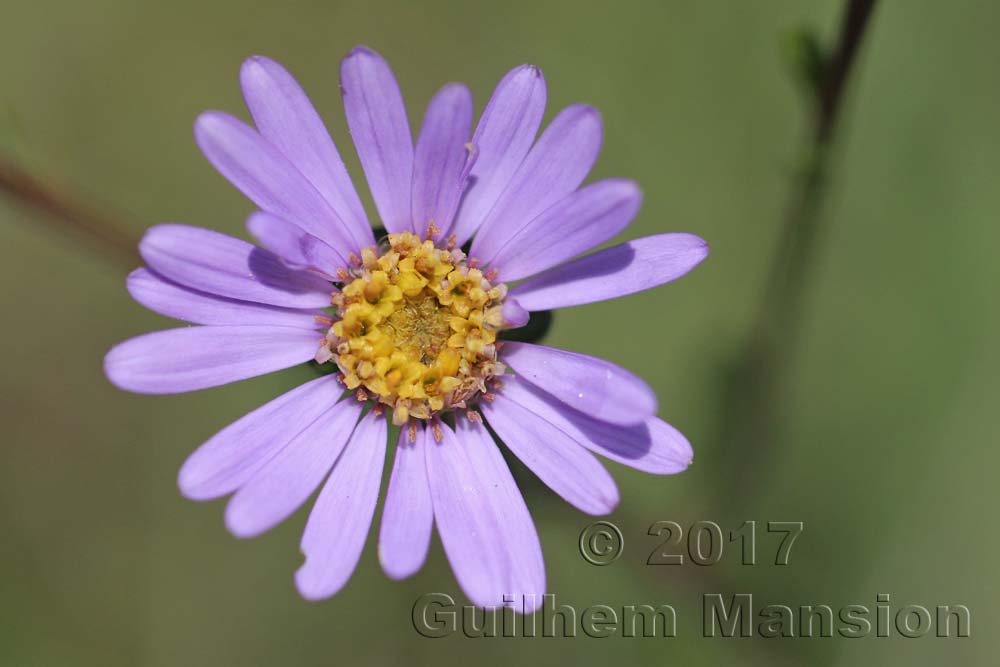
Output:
(509, 63), (544, 82)
(103, 340), (155, 395)
(193, 109), (223, 131)
(223, 502), (264, 540)
(568, 103), (602, 125)
(176, 447), (233, 502)
(124, 268), (150, 299)
(238, 56), (282, 92)
(686, 233), (710, 255)
(580, 483), (620, 516)
(621, 178), (643, 199)
(378, 552), (419, 582)
(501, 299), (530, 329)
(638, 390), (659, 422)
(192, 110), (233, 148)
(437, 81), (472, 102)
(176, 465), (206, 502)
(647, 417), (695, 472)
(240, 54), (272, 73)
(102, 346), (125, 389)
(294, 565), (342, 602)
(343, 44), (382, 64)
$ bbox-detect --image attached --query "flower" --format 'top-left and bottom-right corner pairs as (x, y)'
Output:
(103, 46), (709, 608)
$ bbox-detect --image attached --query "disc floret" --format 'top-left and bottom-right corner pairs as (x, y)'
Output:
(317, 232), (508, 424)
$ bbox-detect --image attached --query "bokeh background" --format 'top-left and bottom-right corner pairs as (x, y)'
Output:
(2, 1), (997, 665)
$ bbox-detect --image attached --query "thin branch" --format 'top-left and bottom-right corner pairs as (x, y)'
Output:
(621, 5), (878, 661)
(715, 0), (877, 499)
(0, 155), (140, 269)
(817, 0), (878, 143)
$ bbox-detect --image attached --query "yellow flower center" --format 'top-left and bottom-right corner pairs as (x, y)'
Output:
(317, 232), (508, 425)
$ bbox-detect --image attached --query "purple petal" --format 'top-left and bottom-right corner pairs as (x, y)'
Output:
(246, 211), (345, 277)
(489, 179), (642, 281)
(104, 325), (319, 394)
(450, 64), (546, 246)
(177, 375), (344, 500)
(501, 299), (529, 329)
(295, 410), (387, 601)
(300, 237), (348, 280)
(127, 268), (323, 329)
(240, 56), (374, 250)
(246, 211), (311, 267)
(340, 46), (413, 234)
(411, 83), (473, 239)
(469, 105), (602, 265)
(498, 376), (692, 474)
(378, 424), (434, 580)
(511, 233), (709, 311)
(482, 394), (619, 515)
(139, 224), (334, 309)
(194, 111), (357, 255)
(501, 342), (656, 426)
(426, 418), (546, 611)
(225, 396), (363, 538)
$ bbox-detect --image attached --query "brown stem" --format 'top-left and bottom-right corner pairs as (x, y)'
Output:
(0, 155), (140, 269)
(817, 0), (878, 144)
(615, 7), (880, 662)
(716, 0), (877, 499)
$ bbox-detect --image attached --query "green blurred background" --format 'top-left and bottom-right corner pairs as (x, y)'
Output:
(2, 0), (997, 664)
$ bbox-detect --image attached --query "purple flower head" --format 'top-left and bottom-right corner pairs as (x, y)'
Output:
(104, 46), (709, 609)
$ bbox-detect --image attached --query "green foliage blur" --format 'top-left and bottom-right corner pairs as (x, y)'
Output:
(1, 1), (996, 665)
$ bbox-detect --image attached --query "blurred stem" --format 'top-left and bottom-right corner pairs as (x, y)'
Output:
(0, 154), (140, 268)
(625, 5), (878, 662)
(717, 0), (877, 498)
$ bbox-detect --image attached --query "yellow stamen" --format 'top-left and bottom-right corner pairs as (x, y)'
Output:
(318, 232), (507, 421)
